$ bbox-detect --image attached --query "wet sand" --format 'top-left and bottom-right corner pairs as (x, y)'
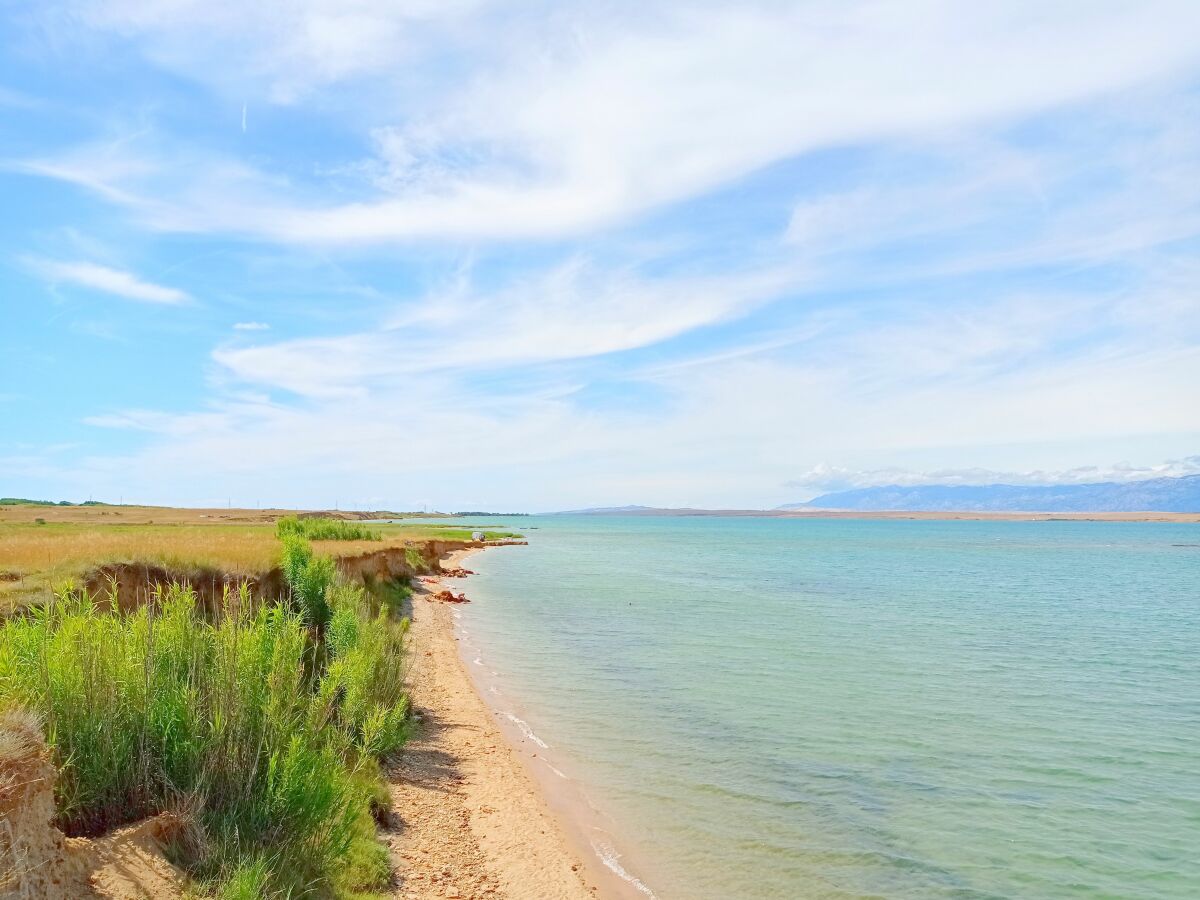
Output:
(384, 548), (615, 900)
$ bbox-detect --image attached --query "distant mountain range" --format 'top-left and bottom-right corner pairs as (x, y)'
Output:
(783, 474), (1200, 513)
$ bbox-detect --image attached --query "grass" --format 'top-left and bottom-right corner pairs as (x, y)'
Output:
(277, 516), (382, 542)
(281, 534), (336, 627)
(0, 507), (524, 890)
(0, 504), (456, 527)
(0, 505), (525, 894)
(0, 519), (516, 614)
(0, 532), (413, 898)
(419, 526), (523, 542)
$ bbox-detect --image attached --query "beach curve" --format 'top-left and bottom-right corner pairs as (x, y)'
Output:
(384, 546), (620, 899)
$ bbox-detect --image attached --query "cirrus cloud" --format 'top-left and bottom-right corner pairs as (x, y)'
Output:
(28, 258), (190, 304)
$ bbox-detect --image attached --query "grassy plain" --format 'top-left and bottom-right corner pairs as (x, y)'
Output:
(0, 504), (516, 613)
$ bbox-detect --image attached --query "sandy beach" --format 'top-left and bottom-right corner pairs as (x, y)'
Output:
(383, 547), (616, 900)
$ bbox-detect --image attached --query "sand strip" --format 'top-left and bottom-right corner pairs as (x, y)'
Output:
(383, 548), (603, 900)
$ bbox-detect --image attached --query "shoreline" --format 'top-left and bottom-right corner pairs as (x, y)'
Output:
(447, 549), (660, 900)
(559, 509), (1200, 522)
(384, 546), (639, 899)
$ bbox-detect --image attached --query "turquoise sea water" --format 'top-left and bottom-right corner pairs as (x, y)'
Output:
(447, 516), (1199, 899)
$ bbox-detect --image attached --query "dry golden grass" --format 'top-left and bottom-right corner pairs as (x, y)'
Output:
(1, 524), (281, 577)
(0, 504), (434, 526)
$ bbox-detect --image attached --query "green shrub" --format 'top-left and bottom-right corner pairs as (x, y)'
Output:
(377, 579), (412, 618)
(0, 577), (411, 898)
(403, 546), (429, 574)
(315, 583), (410, 757)
(276, 516), (381, 542)
(280, 534), (336, 628)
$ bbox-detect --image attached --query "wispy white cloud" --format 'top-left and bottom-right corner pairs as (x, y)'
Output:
(7, 2), (1200, 508)
(53, 341), (1200, 509)
(783, 100), (1200, 286)
(29, 258), (190, 304)
(16, 1), (1200, 243)
(786, 456), (1200, 496)
(63, 272), (1200, 509)
(212, 257), (797, 397)
(63, 0), (488, 103)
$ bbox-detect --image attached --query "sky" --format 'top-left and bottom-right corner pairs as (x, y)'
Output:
(2, 1), (1199, 512)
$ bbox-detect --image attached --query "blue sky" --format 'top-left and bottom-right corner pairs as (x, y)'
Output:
(2, 1), (1199, 511)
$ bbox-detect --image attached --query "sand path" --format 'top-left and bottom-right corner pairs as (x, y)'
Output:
(383, 549), (600, 900)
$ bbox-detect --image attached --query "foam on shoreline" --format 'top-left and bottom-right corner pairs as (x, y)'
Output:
(440, 546), (660, 900)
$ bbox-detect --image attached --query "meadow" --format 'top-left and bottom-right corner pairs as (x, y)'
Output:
(0, 504), (517, 898)
(0, 504), (516, 614)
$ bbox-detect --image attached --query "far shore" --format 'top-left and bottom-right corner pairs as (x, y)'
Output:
(563, 508), (1200, 522)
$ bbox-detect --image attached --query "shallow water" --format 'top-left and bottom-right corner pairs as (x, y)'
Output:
(444, 516), (1199, 899)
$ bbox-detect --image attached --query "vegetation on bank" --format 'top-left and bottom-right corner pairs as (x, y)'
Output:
(0, 518), (514, 614)
(276, 515), (382, 542)
(421, 526), (523, 542)
(0, 530), (412, 898)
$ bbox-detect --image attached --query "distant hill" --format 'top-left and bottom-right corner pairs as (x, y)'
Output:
(784, 474), (1200, 513)
(0, 498), (107, 507)
(453, 511), (531, 517)
(551, 505), (656, 515)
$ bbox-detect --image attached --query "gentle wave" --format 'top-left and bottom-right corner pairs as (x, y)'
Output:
(456, 515), (1200, 899)
(502, 712), (549, 749)
(590, 836), (658, 899)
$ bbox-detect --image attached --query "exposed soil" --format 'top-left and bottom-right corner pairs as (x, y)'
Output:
(0, 709), (184, 900)
(81, 562), (287, 617)
(75, 539), (518, 616)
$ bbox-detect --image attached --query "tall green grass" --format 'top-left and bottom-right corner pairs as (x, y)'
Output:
(281, 534), (336, 628)
(276, 516), (381, 542)
(0, 536), (411, 898)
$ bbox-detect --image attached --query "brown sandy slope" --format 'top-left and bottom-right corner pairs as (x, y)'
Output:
(0, 709), (183, 900)
(383, 551), (602, 900)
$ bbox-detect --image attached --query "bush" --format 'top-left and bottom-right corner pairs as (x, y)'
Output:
(316, 584), (410, 757)
(281, 534), (336, 628)
(403, 546), (430, 574)
(0, 576), (412, 898)
(276, 516), (381, 542)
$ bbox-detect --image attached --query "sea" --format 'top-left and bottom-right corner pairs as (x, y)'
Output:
(428, 515), (1200, 899)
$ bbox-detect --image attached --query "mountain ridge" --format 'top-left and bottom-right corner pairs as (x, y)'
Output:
(783, 474), (1200, 513)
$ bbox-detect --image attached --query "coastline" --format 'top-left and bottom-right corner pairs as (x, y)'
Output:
(384, 546), (636, 900)
(561, 509), (1200, 522)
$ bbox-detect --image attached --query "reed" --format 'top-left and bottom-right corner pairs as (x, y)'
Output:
(276, 516), (382, 542)
(0, 536), (411, 898)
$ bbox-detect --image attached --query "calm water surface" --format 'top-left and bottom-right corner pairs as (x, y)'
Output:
(438, 516), (1198, 899)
